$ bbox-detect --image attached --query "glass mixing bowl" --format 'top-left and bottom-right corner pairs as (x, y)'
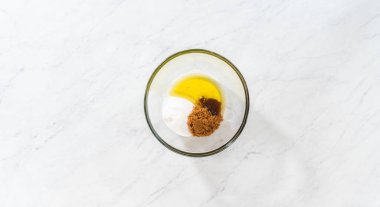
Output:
(144, 49), (249, 157)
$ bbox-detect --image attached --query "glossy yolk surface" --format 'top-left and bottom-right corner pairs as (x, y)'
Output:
(170, 75), (222, 104)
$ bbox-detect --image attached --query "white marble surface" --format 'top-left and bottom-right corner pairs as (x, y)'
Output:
(1, 0), (380, 206)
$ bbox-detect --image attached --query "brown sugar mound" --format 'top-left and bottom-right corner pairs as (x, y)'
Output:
(187, 105), (223, 137)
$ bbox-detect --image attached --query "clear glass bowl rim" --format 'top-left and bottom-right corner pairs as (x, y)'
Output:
(144, 49), (250, 157)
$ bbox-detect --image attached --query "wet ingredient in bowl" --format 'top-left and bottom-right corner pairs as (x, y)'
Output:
(163, 74), (224, 137)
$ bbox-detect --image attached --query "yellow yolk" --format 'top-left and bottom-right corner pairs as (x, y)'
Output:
(170, 75), (222, 104)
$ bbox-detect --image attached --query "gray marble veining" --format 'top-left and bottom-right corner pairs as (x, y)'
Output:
(0, 0), (380, 206)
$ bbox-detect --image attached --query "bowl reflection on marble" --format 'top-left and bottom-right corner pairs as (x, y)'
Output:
(144, 49), (249, 157)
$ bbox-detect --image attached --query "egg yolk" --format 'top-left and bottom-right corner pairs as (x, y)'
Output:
(170, 75), (222, 104)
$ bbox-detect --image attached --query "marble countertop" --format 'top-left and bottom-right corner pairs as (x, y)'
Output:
(1, 0), (380, 206)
